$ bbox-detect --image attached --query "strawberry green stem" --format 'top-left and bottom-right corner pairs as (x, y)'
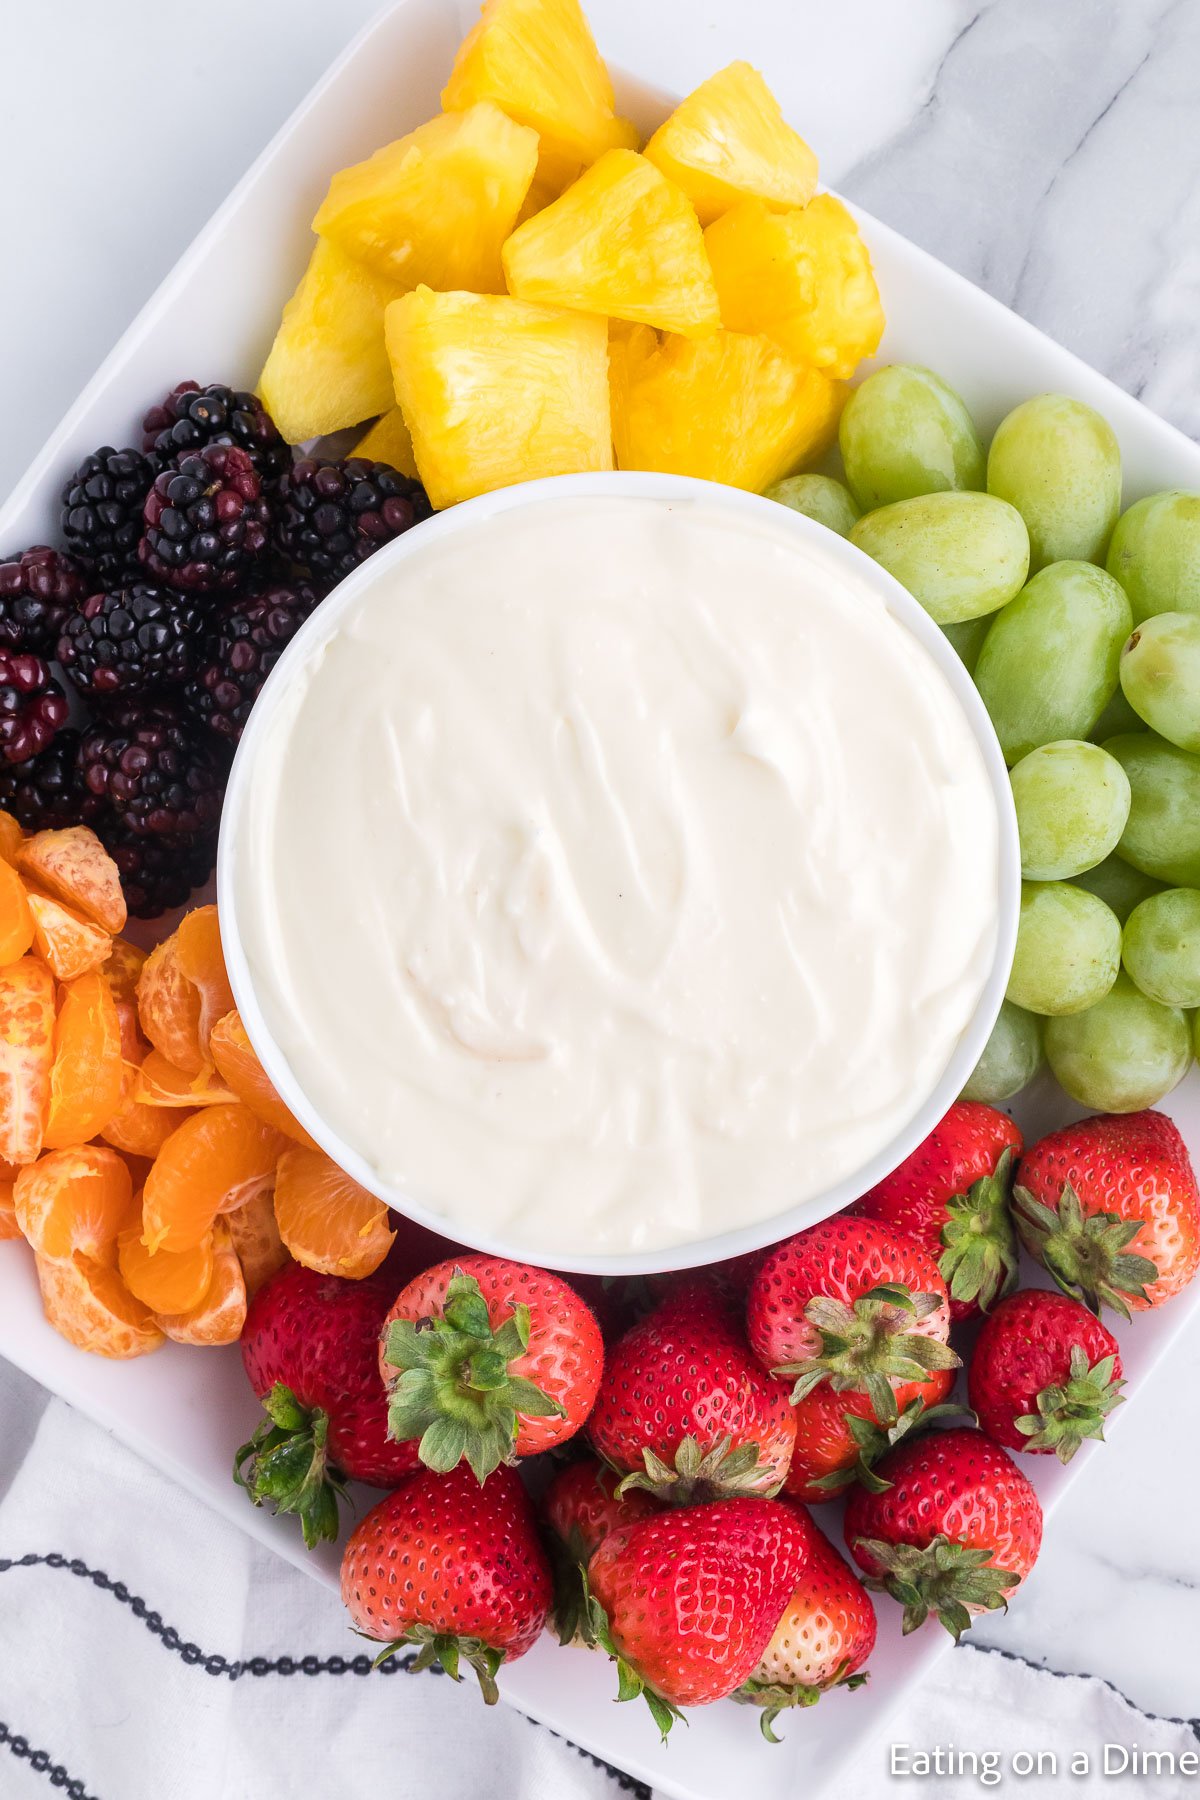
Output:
(853, 1533), (1020, 1641)
(1012, 1182), (1159, 1320)
(368, 1626), (504, 1705)
(615, 1433), (781, 1505)
(232, 1382), (348, 1550)
(1016, 1345), (1125, 1462)
(939, 1147), (1020, 1311)
(773, 1283), (960, 1421)
(583, 1574), (686, 1742)
(811, 1396), (973, 1496)
(734, 1665), (869, 1742)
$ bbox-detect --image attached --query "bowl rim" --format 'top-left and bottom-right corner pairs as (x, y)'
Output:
(218, 469), (1019, 1275)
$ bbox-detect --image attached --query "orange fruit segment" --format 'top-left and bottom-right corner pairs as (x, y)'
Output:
(156, 1219), (247, 1346)
(0, 956), (56, 1165)
(142, 1104), (286, 1253)
(44, 971), (125, 1151)
(0, 859), (34, 964)
(14, 1144), (133, 1262)
(209, 1010), (316, 1149)
(225, 1184), (290, 1298)
(26, 890), (110, 981)
(36, 1250), (164, 1358)
(0, 810), (25, 866)
(102, 1093), (192, 1159)
(119, 1213), (216, 1314)
(17, 827), (127, 935)
(0, 1160), (20, 1240)
(134, 1051), (236, 1108)
(273, 1146), (394, 1279)
(103, 938), (147, 1007)
(175, 906), (234, 1053)
(137, 934), (204, 1074)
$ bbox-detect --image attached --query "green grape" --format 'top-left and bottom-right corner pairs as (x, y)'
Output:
(1119, 611), (1200, 753)
(1090, 684), (1146, 743)
(986, 394), (1121, 572)
(1071, 853), (1165, 924)
(764, 473), (860, 537)
(1106, 490), (1200, 624)
(941, 615), (991, 676)
(1122, 887), (1200, 1007)
(1010, 741), (1130, 880)
(973, 562), (1131, 763)
(838, 365), (985, 510)
(1194, 1005), (1200, 1065)
(1104, 733), (1200, 885)
(1006, 881), (1121, 1015)
(961, 999), (1044, 1102)
(849, 492), (1029, 625)
(1044, 972), (1191, 1111)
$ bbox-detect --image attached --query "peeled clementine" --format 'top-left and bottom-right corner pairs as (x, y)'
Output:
(0, 956), (56, 1165)
(273, 1146), (394, 1279)
(156, 1220), (247, 1346)
(44, 970), (125, 1150)
(14, 1144), (133, 1263)
(209, 1010), (316, 1148)
(142, 1104), (286, 1253)
(36, 1251), (164, 1358)
(17, 827), (126, 934)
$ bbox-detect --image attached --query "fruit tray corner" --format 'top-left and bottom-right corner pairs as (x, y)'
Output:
(1, 5), (1199, 1798)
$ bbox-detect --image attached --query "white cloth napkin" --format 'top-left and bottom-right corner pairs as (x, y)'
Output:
(0, 1361), (1195, 1800)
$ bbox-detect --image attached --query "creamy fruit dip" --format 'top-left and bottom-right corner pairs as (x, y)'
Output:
(232, 492), (999, 1258)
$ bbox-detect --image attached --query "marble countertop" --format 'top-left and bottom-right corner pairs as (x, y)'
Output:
(1, 0), (1198, 1751)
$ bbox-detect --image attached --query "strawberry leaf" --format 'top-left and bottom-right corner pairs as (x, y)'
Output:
(232, 1382), (350, 1550)
(855, 1532), (1020, 1640)
(615, 1432), (783, 1504)
(1012, 1182), (1159, 1320)
(773, 1284), (960, 1408)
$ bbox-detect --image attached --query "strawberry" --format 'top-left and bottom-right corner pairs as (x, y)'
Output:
(853, 1101), (1022, 1319)
(541, 1457), (659, 1644)
(380, 1255), (604, 1481)
(586, 1496), (809, 1736)
(968, 1288), (1125, 1462)
(746, 1216), (959, 1426)
(235, 1265), (420, 1547)
(785, 1367), (958, 1502)
(1013, 1110), (1200, 1317)
(587, 1280), (796, 1502)
(341, 1462), (551, 1702)
(735, 1503), (876, 1741)
(844, 1426), (1043, 1640)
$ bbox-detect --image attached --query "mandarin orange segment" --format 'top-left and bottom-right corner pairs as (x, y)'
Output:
(14, 1143), (133, 1262)
(225, 1184), (290, 1298)
(273, 1146), (395, 1279)
(209, 1010), (317, 1149)
(103, 938), (147, 1008)
(44, 971), (125, 1151)
(0, 811), (25, 866)
(156, 1220), (247, 1346)
(119, 1213), (216, 1314)
(175, 906), (235, 1053)
(134, 1051), (236, 1109)
(0, 1174), (19, 1241)
(0, 860), (34, 965)
(36, 1250), (164, 1358)
(142, 1103), (287, 1254)
(17, 827), (126, 935)
(137, 934), (204, 1075)
(101, 1094), (193, 1160)
(0, 956), (56, 1165)
(26, 890), (110, 982)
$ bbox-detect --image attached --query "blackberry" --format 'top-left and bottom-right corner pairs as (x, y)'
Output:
(61, 446), (158, 585)
(0, 652), (69, 765)
(274, 457), (431, 584)
(141, 444), (271, 593)
(98, 819), (218, 920)
(79, 702), (227, 839)
(142, 381), (291, 485)
(0, 730), (96, 831)
(58, 583), (204, 703)
(186, 580), (322, 743)
(0, 545), (88, 655)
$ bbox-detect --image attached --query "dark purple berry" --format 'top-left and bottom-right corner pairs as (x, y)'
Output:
(141, 444), (271, 594)
(58, 583), (204, 703)
(0, 546), (89, 655)
(0, 653), (69, 765)
(79, 702), (226, 838)
(61, 447), (158, 584)
(0, 730), (97, 832)
(273, 457), (431, 584)
(185, 581), (322, 743)
(97, 818), (218, 920)
(142, 381), (291, 485)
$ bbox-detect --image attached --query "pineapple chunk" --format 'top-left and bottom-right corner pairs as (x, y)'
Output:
(503, 150), (721, 337)
(442, 0), (637, 191)
(704, 195), (884, 381)
(644, 63), (818, 225)
(313, 103), (538, 293)
(386, 287), (612, 509)
(353, 408), (419, 478)
(258, 238), (406, 444)
(610, 324), (844, 492)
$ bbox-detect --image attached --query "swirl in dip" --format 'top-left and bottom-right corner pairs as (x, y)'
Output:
(230, 491), (999, 1259)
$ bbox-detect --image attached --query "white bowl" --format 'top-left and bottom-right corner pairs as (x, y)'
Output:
(219, 469), (1019, 1275)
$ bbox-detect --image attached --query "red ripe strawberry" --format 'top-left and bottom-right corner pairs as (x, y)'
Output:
(1014, 1110), (1200, 1317)
(380, 1255), (604, 1481)
(736, 1502), (876, 1741)
(854, 1101), (1022, 1320)
(785, 1367), (958, 1503)
(968, 1289), (1125, 1462)
(235, 1265), (420, 1547)
(845, 1426), (1043, 1640)
(587, 1496), (810, 1736)
(746, 1216), (959, 1427)
(541, 1457), (659, 1644)
(587, 1280), (796, 1502)
(341, 1462), (551, 1702)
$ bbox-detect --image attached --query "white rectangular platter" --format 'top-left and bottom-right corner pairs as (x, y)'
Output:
(1, 5), (1198, 1797)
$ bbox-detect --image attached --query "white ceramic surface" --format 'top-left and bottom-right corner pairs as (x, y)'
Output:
(0, 5), (1198, 1798)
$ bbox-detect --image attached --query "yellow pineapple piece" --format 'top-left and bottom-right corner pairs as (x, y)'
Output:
(313, 103), (538, 293)
(704, 195), (884, 381)
(442, 0), (637, 191)
(644, 63), (818, 225)
(385, 287), (612, 509)
(503, 150), (720, 337)
(258, 238), (406, 444)
(352, 408), (419, 478)
(610, 324), (844, 492)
